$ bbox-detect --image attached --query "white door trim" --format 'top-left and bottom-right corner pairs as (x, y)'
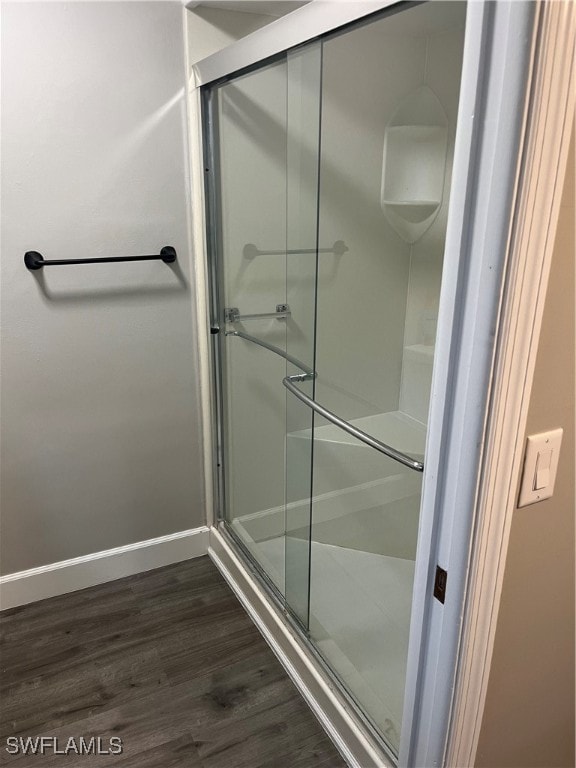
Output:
(183, 8), (217, 529)
(445, 2), (576, 765)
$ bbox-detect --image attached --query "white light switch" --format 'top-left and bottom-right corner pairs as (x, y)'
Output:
(534, 449), (551, 490)
(518, 428), (563, 507)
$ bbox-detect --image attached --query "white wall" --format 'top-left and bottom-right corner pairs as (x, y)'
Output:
(186, 6), (274, 68)
(315, 15), (417, 422)
(316, 2), (466, 428)
(400, 14), (466, 424)
(476, 128), (575, 768)
(0, 1), (205, 575)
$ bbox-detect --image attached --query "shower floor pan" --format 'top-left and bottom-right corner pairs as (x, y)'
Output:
(233, 533), (414, 755)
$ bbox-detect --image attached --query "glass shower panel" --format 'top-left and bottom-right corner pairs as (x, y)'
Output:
(306, 3), (466, 756)
(284, 43), (322, 627)
(216, 59), (290, 594)
(214, 47), (321, 617)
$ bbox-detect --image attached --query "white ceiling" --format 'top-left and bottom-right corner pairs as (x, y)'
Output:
(186, 1), (310, 18)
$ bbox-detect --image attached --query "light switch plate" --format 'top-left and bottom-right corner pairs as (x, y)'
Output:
(518, 428), (563, 507)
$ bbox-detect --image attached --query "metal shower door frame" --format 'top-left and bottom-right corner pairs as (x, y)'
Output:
(191, 1), (538, 764)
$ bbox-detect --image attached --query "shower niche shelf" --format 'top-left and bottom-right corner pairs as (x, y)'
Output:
(381, 86), (448, 243)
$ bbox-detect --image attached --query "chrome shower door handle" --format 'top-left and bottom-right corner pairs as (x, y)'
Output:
(226, 330), (315, 377)
(225, 330), (423, 472)
(282, 374), (424, 472)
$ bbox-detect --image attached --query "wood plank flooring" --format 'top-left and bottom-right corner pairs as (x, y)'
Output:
(0, 557), (346, 768)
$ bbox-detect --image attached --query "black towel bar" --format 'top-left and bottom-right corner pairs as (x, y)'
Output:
(24, 246), (177, 270)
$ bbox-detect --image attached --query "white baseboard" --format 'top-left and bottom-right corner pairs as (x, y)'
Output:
(0, 526), (210, 610)
(208, 526), (392, 768)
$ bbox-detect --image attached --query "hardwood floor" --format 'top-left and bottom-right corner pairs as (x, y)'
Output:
(0, 557), (346, 768)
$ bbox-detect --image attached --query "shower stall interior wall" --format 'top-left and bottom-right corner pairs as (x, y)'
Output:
(204, 2), (466, 759)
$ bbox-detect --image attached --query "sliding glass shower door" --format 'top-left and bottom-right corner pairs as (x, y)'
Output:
(208, 44), (321, 628)
(205, 1), (466, 757)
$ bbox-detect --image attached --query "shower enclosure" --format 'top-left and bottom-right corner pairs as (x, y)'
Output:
(204, 1), (467, 760)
